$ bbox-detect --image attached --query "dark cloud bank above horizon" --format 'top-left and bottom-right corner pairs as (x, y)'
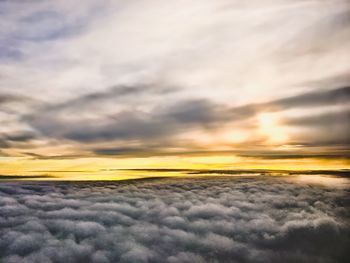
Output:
(0, 176), (349, 263)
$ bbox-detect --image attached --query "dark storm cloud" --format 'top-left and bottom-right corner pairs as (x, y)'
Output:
(0, 176), (349, 263)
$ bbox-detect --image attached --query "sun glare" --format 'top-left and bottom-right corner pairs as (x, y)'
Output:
(257, 112), (288, 144)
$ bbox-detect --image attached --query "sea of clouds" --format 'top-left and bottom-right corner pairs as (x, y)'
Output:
(0, 176), (349, 263)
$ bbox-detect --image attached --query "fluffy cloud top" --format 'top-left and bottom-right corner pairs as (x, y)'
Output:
(0, 176), (349, 263)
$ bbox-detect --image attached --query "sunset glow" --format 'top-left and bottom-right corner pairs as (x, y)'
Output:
(0, 0), (349, 180)
(1, 2), (349, 262)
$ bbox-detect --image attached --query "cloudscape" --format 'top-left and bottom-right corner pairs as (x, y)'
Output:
(0, 176), (349, 263)
(0, 0), (349, 178)
(0, 1), (350, 262)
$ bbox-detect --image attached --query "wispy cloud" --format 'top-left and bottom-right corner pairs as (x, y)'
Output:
(0, 0), (349, 172)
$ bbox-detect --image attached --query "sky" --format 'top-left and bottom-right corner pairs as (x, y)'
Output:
(0, 0), (350, 180)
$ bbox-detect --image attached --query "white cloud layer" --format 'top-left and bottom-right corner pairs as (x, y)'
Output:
(1, 0), (349, 103)
(0, 176), (349, 262)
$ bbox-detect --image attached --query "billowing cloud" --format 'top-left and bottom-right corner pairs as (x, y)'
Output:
(0, 176), (349, 262)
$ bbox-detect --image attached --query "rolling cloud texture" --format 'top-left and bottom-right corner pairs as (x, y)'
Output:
(0, 176), (349, 263)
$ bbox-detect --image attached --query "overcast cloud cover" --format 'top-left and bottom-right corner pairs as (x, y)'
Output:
(0, 176), (349, 263)
(0, 0), (349, 162)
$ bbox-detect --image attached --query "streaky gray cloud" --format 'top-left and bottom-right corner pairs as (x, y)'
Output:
(299, 72), (350, 90)
(44, 84), (179, 112)
(0, 132), (37, 155)
(230, 86), (350, 118)
(0, 93), (30, 105)
(3, 85), (342, 159)
(283, 110), (350, 147)
(25, 86), (350, 143)
(21, 152), (86, 160)
(91, 146), (350, 160)
(272, 86), (350, 109)
(0, 176), (349, 262)
(117, 169), (350, 177)
(3, 132), (37, 142)
(237, 151), (350, 160)
(284, 109), (350, 127)
(93, 147), (154, 156)
(26, 98), (226, 143)
(0, 175), (53, 180)
(0, 139), (10, 149)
